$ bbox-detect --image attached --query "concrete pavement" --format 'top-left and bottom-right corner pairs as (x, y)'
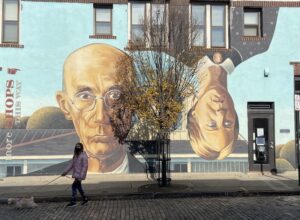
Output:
(0, 171), (300, 203)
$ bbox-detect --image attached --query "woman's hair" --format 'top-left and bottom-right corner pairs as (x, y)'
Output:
(187, 103), (239, 160)
(73, 142), (84, 158)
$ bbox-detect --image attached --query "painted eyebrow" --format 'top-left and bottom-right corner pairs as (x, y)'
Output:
(74, 85), (121, 95)
(207, 105), (217, 117)
(76, 86), (93, 93)
(107, 85), (121, 90)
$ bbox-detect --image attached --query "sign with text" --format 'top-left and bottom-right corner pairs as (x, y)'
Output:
(295, 94), (300, 111)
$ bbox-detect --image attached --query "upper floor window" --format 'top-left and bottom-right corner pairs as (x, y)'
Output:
(244, 8), (262, 37)
(151, 4), (166, 26)
(211, 5), (225, 47)
(131, 3), (146, 42)
(151, 4), (167, 46)
(94, 5), (113, 35)
(2, 0), (19, 43)
(190, 4), (227, 48)
(191, 5), (205, 46)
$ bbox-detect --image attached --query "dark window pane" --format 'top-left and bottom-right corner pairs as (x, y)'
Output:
(7, 166), (14, 177)
(181, 164), (187, 172)
(174, 164), (180, 172)
(15, 166), (21, 176)
(295, 80), (300, 91)
(174, 163), (187, 172)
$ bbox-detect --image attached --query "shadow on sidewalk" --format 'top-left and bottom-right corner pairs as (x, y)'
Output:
(0, 176), (299, 203)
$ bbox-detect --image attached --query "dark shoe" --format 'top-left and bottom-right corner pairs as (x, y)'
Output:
(81, 197), (88, 205)
(66, 201), (77, 207)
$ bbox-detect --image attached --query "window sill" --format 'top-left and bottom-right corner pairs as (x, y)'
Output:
(241, 36), (266, 41)
(191, 46), (231, 51)
(0, 43), (24, 48)
(89, 35), (116, 39)
(125, 45), (168, 51)
(125, 41), (173, 51)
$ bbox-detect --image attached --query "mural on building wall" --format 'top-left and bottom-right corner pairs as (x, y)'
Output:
(55, 44), (144, 173)
(53, 43), (239, 172)
(275, 140), (296, 172)
(185, 6), (280, 160)
(0, 43), (242, 174)
(187, 57), (238, 160)
(0, 41), (278, 175)
(2, 3), (299, 177)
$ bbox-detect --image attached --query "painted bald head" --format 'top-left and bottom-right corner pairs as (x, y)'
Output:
(56, 44), (130, 159)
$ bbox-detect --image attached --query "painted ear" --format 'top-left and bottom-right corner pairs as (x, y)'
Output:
(56, 91), (72, 120)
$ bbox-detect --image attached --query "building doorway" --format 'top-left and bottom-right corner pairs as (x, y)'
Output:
(248, 102), (275, 172)
(294, 77), (300, 176)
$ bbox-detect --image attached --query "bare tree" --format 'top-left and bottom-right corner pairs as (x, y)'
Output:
(114, 2), (203, 186)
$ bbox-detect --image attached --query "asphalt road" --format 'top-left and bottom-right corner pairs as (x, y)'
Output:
(1, 195), (300, 220)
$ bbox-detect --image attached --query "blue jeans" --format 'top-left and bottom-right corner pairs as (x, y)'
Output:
(71, 179), (85, 202)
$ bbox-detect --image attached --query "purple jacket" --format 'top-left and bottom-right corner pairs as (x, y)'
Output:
(64, 151), (88, 180)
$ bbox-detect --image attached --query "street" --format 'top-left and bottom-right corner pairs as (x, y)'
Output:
(1, 195), (300, 220)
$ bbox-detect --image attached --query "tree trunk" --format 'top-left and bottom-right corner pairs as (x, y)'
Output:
(156, 131), (171, 186)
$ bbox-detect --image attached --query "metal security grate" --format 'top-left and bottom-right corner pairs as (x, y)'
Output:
(191, 161), (249, 173)
(248, 102), (274, 110)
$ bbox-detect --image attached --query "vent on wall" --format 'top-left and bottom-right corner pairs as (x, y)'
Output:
(295, 77), (300, 92)
(248, 102), (274, 110)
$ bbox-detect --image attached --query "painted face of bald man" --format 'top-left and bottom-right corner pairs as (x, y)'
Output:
(56, 44), (128, 159)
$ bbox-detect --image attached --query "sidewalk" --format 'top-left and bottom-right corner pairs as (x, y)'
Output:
(0, 171), (300, 203)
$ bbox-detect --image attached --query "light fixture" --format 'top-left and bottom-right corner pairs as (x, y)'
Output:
(264, 68), (270, 77)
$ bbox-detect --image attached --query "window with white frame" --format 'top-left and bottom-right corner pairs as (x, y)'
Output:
(129, 3), (169, 45)
(131, 3), (146, 42)
(151, 4), (165, 24)
(94, 5), (113, 35)
(211, 5), (225, 47)
(191, 5), (205, 47)
(190, 4), (227, 48)
(244, 8), (262, 37)
(2, 0), (19, 43)
(173, 163), (187, 172)
(6, 165), (22, 176)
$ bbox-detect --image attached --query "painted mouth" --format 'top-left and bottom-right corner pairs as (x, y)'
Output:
(91, 135), (115, 143)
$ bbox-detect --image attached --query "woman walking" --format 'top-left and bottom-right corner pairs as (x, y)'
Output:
(62, 142), (88, 207)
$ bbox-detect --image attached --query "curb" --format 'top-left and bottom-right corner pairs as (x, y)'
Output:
(1, 190), (300, 204)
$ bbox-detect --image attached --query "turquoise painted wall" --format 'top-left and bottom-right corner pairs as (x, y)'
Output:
(0, 3), (299, 149)
(228, 7), (300, 145)
(0, 2), (128, 116)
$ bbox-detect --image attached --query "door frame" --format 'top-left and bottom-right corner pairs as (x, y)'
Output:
(248, 107), (275, 172)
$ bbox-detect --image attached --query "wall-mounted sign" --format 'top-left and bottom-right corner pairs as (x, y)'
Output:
(257, 128), (264, 137)
(256, 137), (265, 145)
(295, 94), (300, 111)
(280, 129), (290, 133)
